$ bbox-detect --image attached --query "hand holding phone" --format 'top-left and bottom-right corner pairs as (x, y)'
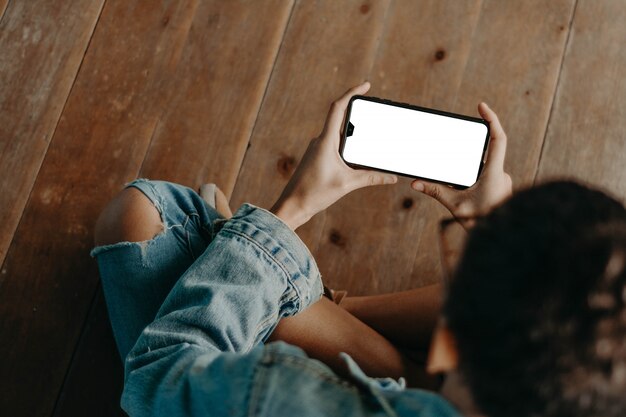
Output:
(410, 102), (513, 218)
(271, 82), (398, 230)
(340, 95), (512, 218)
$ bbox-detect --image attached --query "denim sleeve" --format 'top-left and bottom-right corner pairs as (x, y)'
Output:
(121, 203), (324, 416)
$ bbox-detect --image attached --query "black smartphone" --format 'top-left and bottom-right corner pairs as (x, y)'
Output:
(340, 95), (490, 188)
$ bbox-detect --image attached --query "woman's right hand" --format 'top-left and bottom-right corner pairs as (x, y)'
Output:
(411, 102), (512, 218)
(271, 82), (397, 230)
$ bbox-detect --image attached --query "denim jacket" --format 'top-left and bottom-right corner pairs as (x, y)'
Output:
(121, 204), (461, 417)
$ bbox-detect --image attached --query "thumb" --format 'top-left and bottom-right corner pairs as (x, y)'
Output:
(411, 180), (455, 209)
(356, 171), (398, 188)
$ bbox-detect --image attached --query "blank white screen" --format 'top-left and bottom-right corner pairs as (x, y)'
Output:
(342, 99), (488, 187)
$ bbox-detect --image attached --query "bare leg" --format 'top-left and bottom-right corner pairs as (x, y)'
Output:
(339, 285), (443, 351)
(268, 297), (439, 388)
(95, 187), (163, 247)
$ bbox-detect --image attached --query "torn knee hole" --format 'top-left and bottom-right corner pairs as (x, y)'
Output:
(94, 187), (165, 247)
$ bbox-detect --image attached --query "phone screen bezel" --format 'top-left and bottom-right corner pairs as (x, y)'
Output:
(340, 95), (490, 189)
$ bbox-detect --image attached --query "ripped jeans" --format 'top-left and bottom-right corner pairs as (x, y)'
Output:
(90, 179), (225, 359)
(90, 179), (459, 417)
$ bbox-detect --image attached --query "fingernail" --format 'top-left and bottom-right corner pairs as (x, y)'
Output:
(386, 176), (397, 184)
(412, 182), (424, 191)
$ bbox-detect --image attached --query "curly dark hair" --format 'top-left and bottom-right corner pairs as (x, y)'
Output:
(444, 181), (626, 417)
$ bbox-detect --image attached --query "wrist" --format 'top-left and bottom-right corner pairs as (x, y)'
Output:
(270, 196), (312, 230)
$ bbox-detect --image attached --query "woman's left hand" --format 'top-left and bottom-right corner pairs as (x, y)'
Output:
(271, 82), (398, 230)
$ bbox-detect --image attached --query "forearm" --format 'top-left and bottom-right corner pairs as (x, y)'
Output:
(270, 195), (312, 230)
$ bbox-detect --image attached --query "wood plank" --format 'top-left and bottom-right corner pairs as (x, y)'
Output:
(537, 0), (626, 198)
(453, 0), (576, 185)
(313, 0), (575, 295)
(139, 0), (293, 194)
(0, 0), (9, 22)
(54, 2), (295, 414)
(0, 0), (104, 266)
(0, 2), (200, 415)
(52, 293), (127, 417)
(231, 0), (392, 254)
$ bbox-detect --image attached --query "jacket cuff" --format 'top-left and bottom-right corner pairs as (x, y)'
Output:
(219, 203), (323, 312)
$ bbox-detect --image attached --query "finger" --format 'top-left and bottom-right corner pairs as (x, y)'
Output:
(478, 102), (507, 170)
(324, 81), (370, 135)
(337, 81), (371, 107)
(353, 170), (397, 188)
(411, 179), (456, 210)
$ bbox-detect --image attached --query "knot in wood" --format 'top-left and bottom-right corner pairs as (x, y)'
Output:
(276, 155), (296, 178)
(329, 229), (347, 247)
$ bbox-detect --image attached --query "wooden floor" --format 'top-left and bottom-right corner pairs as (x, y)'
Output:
(1, 1), (624, 415)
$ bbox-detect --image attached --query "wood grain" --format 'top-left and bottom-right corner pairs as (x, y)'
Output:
(0, 2), (199, 415)
(0, 0), (9, 22)
(230, 0), (392, 253)
(0, 0), (104, 266)
(139, 0), (294, 194)
(537, 0), (626, 199)
(453, 0), (576, 185)
(313, 0), (575, 295)
(52, 293), (127, 417)
(54, 2), (294, 414)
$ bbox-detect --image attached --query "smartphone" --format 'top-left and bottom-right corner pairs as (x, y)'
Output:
(340, 96), (490, 188)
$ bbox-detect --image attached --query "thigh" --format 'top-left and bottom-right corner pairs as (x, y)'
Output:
(269, 297), (440, 389)
(91, 179), (223, 360)
(340, 285), (443, 350)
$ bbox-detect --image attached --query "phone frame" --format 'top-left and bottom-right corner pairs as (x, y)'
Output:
(340, 95), (490, 189)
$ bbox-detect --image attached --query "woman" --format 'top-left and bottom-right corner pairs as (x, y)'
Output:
(92, 82), (513, 416)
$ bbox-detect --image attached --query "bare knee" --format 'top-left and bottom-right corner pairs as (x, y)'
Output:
(94, 187), (163, 247)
